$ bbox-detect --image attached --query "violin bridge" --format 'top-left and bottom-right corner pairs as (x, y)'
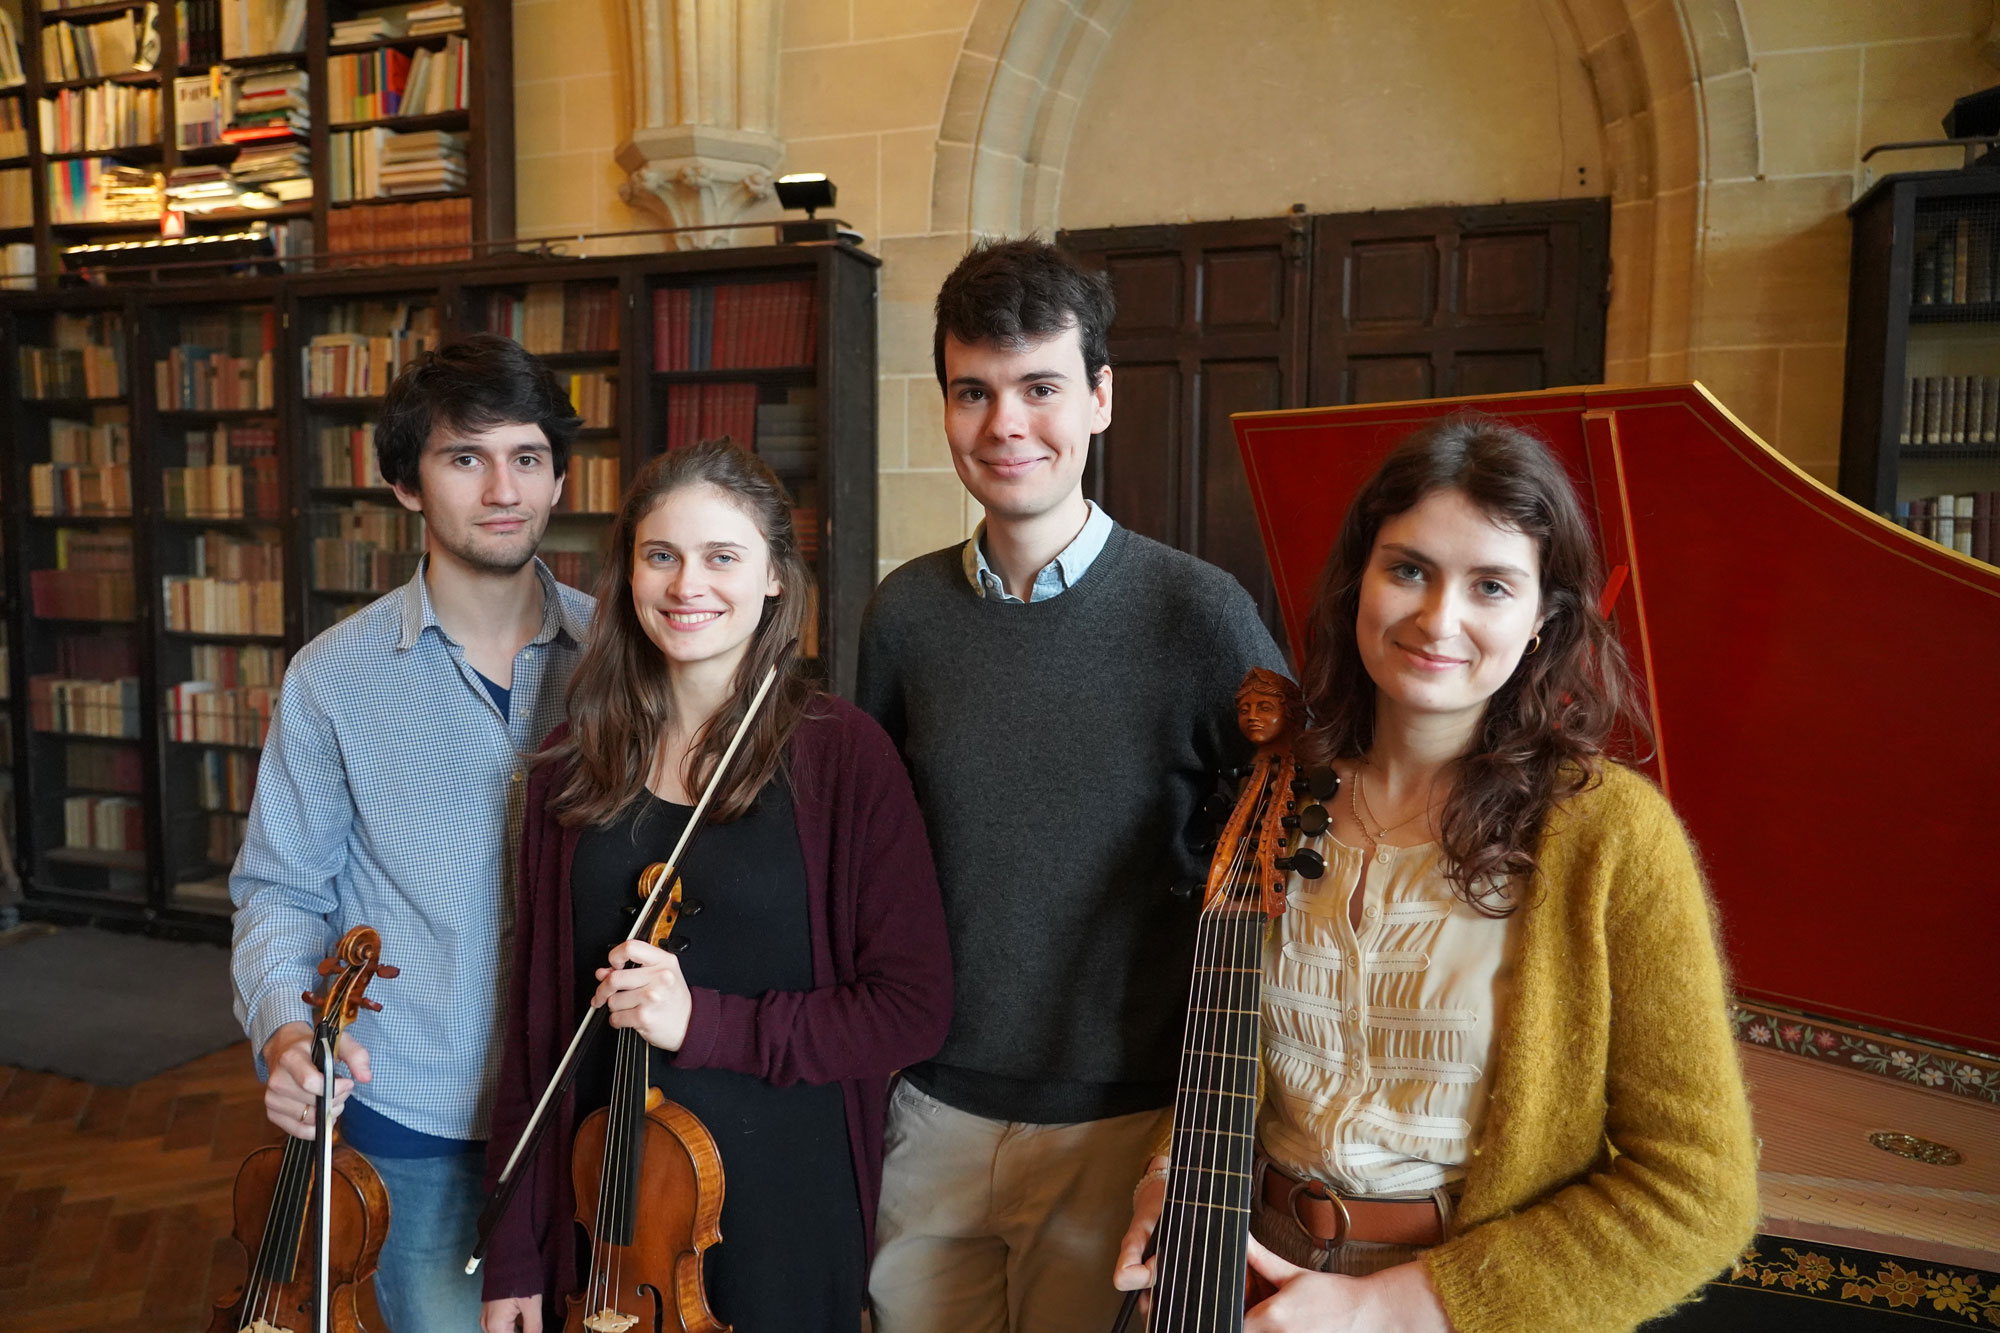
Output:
(583, 1311), (641, 1333)
(239, 1320), (296, 1333)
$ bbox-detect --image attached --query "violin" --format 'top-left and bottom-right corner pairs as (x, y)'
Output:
(209, 925), (399, 1333)
(1115, 668), (1334, 1333)
(564, 863), (729, 1333)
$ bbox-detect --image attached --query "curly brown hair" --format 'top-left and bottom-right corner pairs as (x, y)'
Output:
(1298, 413), (1647, 913)
(543, 440), (819, 827)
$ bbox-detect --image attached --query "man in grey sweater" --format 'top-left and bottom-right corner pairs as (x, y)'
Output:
(860, 239), (1285, 1333)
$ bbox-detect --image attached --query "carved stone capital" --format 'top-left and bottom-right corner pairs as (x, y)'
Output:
(616, 125), (783, 248)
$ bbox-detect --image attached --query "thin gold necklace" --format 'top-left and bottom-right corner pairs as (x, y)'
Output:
(1352, 766), (1440, 849)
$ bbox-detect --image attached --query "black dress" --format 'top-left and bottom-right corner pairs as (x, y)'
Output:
(570, 781), (865, 1332)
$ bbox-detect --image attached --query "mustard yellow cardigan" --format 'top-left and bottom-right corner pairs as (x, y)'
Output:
(1155, 762), (1761, 1332)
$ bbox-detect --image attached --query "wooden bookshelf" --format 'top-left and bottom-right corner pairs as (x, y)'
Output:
(1840, 169), (2000, 565)
(0, 241), (878, 938)
(0, 0), (513, 287)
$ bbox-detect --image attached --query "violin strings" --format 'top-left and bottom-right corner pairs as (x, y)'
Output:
(1162, 762), (1264, 1332)
(590, 1022), (625, 1316)
(254, 1092), (315, 1324)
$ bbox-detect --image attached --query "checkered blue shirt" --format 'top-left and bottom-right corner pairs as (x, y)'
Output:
(230, 556), (593, 1140)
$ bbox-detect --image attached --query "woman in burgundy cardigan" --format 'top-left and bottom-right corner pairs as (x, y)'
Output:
(480, 442), (951, 1333)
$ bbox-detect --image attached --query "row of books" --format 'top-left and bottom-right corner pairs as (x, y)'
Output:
(31, 567), (136, 619)
(327, 36), (467, 124)
(63, 794), (143, 854)
(40, 13), (147, 83)
(48, 416), (128, 465)
(0, 12), (24, 90)
(220, 0), (307, 60)
(196, 747), (258, 813)
(175, 0), (224, 70)
(47, 157), (160, 223)
(163, 576), (283, 636)
(0, 166), (26, 229)
(1895, 492), (2000, 564)
(154, 349), (274, 411)
(185, 529), (280, 581)
(31, 675), (140, 738)
(541, 549), (601, 593)
(166, 425), (281, 519)
(483, 282), (620, 355)
(0, 97), (29, 156)
(1916, 214), (2000, 307)
(30, 460), (131, 515)
(327, 194), (469, 264)
(302, 325), (434, 397)
(561, 455), (620, 514)
(189, 641), (283, 688)
(1901, 374), (2000, 447)
(665, 381), (759, 453)
(569, 371), (614, 429)
(330, 127), (462, 200)
(19, 317), (125, 396)
(755, 397), (817, 474)
(310, 504), (422, 592)
(313, 420), (386, 488)
(165, 679), (274, 746)
(332, 2), (465, 43)
(67, 738), (143, 793)
(652, 280), (817, 371)
(38, 83), (159, 154)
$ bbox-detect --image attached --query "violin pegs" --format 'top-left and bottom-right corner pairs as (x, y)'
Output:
(1201, 793), (1232, 824)
(1168, 879), (1197, 898)
(679, 898), (703, 918)
(317, 958), (340, 976)
(375, 964), (400, 979)
(1280, 814), (1301, 831)
(669, 936), (693, 953)
(1304, 766), (1340, 801)
(1296, 804), (1329, 837)
(1288, 847), (1327, 880)
(301, 989), (319, 1007)
(1290, 777), (1311, 795)
(360, 997), (383, 1012)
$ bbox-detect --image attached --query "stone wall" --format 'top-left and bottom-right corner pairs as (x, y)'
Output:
(511, 0), (2000, 574)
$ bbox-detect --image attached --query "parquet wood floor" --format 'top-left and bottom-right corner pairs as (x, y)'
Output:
(0, 1045), (388, 1333)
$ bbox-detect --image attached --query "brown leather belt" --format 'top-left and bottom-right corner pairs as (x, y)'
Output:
(1258, 1161), (1448, 1248)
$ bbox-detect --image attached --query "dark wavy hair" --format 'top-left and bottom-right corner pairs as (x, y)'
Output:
(1298, 413), (1647, 913)
(543, 440), (818, 826)
(375, 333), (580, 491)
(933, 237), (1115, 390)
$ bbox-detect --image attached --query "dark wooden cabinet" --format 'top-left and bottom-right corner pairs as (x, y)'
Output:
(1062, 198), (1610, 652)
(1839, 169), (2000, 566)
(0, 242), (877, 938)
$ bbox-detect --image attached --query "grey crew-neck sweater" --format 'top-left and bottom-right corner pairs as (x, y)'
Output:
(856, 523), (1286, 1123)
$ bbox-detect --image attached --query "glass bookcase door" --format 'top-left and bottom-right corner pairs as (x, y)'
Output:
(1894, 195), (2000, 566)
(465, 274), (622, 596)
(298, 291), (436, 635)
(646, 271), (824, 663)
(146, 296), (286, 913)
(15, 307), (151, 902)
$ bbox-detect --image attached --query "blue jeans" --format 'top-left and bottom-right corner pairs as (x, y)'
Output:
(367, 1150), (488, 1332)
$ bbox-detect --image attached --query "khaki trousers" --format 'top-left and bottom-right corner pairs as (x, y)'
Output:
(868, 1079), (1169, 1333)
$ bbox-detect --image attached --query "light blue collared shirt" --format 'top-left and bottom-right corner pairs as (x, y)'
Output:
(230, 556), (592, 1140)
(961, 501), (1116, 603)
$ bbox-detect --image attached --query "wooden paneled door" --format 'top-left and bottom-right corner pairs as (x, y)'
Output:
(1060, 212), (1313, 641)
(1061, 198), (1609, 653)
(1309, 200), (1610, 405)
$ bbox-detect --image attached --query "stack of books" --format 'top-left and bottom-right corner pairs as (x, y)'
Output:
(48, 158), (161, 223)
(225, 66), (307, 143)
(754, 391), (818, 474)
(165, 161), (237, 211)
(220, 0), (307, 60)
(406, 2), (465, 36)
(40, 14), (143, 82)
(331, 126), (462, 200)
(230, 141), (311, 200)
(31, 419), (132, 515)
(331, 9), (406, 45)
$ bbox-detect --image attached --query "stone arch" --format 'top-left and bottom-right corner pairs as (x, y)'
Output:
(930, 0), (1751, 384)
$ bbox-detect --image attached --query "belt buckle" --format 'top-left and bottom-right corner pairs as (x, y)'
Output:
(1286, 1177), (1351, 1248)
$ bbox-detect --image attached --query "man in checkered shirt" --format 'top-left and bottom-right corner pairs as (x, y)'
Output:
(230, 334), (594, 1331)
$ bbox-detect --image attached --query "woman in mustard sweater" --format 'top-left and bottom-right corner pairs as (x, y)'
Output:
(1114, 414), (1758, 1332)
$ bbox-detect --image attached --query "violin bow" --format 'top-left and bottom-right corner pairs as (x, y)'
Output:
(466, 652), (789, 1275)
(315, 1030), (336, 1333)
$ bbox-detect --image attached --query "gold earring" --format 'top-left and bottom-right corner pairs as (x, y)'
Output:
(1526, 634), (1541, 656)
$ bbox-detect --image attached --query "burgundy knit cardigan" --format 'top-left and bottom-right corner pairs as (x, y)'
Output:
(480, 696), (953, 1310)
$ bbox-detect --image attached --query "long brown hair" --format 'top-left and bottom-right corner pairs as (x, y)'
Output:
(545, 440), (818, 826)
(1298, 413), (1646, 912)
